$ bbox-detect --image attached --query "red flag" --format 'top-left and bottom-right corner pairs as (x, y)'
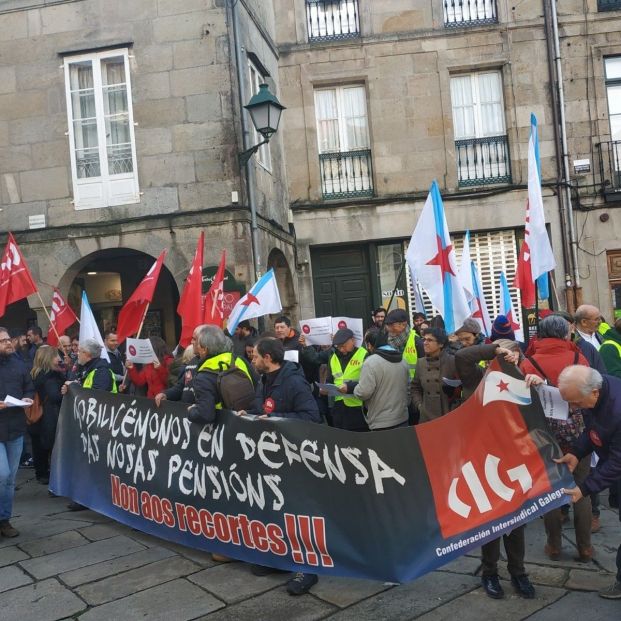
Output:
(203, 250), (226, 327)
(116, 250), (167, 343)
(513, 225), (536, 308)
(0, 233), (38, 318)
(177, 233), (204, 347)
(46, 289), (78, 347)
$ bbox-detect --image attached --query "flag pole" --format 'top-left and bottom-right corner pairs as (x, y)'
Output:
(534, 280), (540, 337)
(385, 258), (406, 314)
(136, 304), (151, 339)
(34, 291), (63, 345)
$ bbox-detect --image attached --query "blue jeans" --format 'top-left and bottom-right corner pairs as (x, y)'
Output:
(0, 436), (24, 521)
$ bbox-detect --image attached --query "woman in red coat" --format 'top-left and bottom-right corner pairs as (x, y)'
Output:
(126, 337), (173, 399)
(520, 315), (592, 563)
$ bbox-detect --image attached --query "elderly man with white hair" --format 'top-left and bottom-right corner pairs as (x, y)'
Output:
(528, 365), (621, 599)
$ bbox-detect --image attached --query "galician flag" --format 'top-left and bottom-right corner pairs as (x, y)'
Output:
(513, 114), (556, 307)
(406, 181), (470, 334)
(470, 261), (491, 337)
(499, 271), (524, 342)
(78, 291), (109, 362)
(227, 269), (282, 334)
(457, 230), (474, 303)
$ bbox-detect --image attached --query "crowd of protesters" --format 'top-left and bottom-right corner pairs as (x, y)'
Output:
(0, 304), (620, 600)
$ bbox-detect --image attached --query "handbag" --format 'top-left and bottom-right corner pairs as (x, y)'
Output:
(25, 392), (46, 425)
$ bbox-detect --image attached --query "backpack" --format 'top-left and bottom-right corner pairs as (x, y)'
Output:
(25, 392), (45, 425)
(210, 356), (256, 411)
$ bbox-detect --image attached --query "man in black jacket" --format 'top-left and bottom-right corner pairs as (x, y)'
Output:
(0, 326), (34, 537)
(246, 337), (320, 595)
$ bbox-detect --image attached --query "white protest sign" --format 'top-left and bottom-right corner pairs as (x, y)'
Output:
(331, 317), (363, 347)
(535, 385), (569, 421)
(126, 338), (158, 364)
(284, 350), (299, 363)
(299, 316), (332, 346)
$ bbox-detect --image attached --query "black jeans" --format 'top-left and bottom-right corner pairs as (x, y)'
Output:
(481, 526), (525, 577)
(29, 433), (50, 480)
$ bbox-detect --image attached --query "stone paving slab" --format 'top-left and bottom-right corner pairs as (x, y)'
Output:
(1, 578), (86, 621)
(196, 586), (337, 621)
(79, 578), (225, 621)
(188, 561), (289, 603)
(323, 570), (480, 620)
(0, 517), (97, 550)
(77, 523), (126, 541)
(0, 545), (29, 567)
(499, 563), (568, 588)
(19, 535), (146, 579)
(436, 554), (481, 576)
(59, 546), (177, 587)
(310, 575), (391, 608)
(412, 583), (566, 621)
(18, 530), (90, 557)
(527, 590), (621, 619)
(157, 539), (219, 566)
(565, 568), (616, 591)
(76, 556), (201, 605)
(0, 564), (33, 592)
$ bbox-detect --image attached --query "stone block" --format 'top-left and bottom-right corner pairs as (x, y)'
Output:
(140, 152), (195, 185)
(0, 565), (32, 593)
(31, 139), (69, 169)
(173, 38), (215, 69)
(172, 122), (225, 151)
(76, 556), (201, 605)
(39, 3), (90, 35)
(134, 71), (171, 101)
(188, 562), (288, 604)
(0, 120), (8, 146)
(19, 535), (146, 579)
(78, 523), (126, 541)
(194, 146), (236, 182)
(0, 545), (29, 568)
(135, 97), (187, 128)
(18, 530), (90, 558)
(134, 126), (173, 158)
(186, 93), (222, 122)
(0, 145), (32, 173)
(170, 66), (209, 97)
(565, 569), (614, 591)
(0, 12), (28, 41)
(20, 167), (68, 201)
(158, 0), (215, 16)
(0, 91), (47, 120)
(60, 546), (177, 587)
(311, 575), (391, 608)
(10, 116), (61, 145)
(0, 66), (16, 94)
(527, 590), (620, 620)
(135, 44), (174, 73)
(79, 578), (224, 621)
(178, 179), (235, 210)
(153, 13), (207, 43)
(198, 585), (336, 621)
(1, 578), (85, 621)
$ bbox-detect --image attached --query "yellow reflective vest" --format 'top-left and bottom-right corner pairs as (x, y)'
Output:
(329, 347), (367, 407)
(198, 353), (252, 410)
(83, 369), (118, 393)
(403, 330), (419, 380)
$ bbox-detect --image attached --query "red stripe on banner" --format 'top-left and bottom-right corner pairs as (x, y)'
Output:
(297, 515), (318, 566)
(312, 516), (334, 567)
(284, 513), (304, 563)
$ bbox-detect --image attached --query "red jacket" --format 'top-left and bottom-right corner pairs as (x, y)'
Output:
(127, 355), (173, 398)
(519, 338), (588, 386)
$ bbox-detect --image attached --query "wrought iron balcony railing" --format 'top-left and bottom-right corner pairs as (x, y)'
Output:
(596, 140), (621, 201)
(306, 0), (360, 42)
(319, 148), (373, 199)
(444, 0), (498, 28)
(598, 0), (621, 11)
(455, 135), (511, 187)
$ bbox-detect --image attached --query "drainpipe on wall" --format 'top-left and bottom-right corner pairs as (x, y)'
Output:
(230, 0), (261, 283)
(549, 0), (582, 307)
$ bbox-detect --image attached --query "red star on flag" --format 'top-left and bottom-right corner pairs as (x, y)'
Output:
(241, 292), (260, 307)
(497, 380), (509, 392)
(426, 236), (456, 282)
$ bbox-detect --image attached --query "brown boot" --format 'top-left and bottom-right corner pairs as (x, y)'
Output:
(574, 546), (594, 563)
(591, 516), (601, 533)
(0, 520), (19, 538)
(211, 553), (232, 563)
(544, 544), (561, 561)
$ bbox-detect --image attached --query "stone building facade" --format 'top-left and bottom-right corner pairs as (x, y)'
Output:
(275, 0), (621, 328)
(0, 0), (296, 341)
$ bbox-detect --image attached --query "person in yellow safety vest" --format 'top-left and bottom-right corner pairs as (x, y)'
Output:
(600, 318), (621, 379)
(187, 325), (253, 425)
(60, 338), (116, 512)
(326, 329), (368, 431)
(383, 309), (422, 380)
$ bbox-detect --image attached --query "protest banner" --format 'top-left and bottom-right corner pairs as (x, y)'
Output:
(330, 317), (363, 346)
(50, 363), (573, 583)
(299, 317), (332, 346)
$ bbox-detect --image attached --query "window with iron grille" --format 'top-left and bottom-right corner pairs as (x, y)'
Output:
(306, 0), (360, 42)
(443, 0), (498, 28)
(598, 0), (621, 12)
(63, 49), (139, 209)
(314, 85), (373, 199)
(450, 71), (511, 186)
(599, 56), (621, 195)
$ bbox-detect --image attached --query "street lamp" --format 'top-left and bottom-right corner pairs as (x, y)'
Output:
(238, 83), (286, 166)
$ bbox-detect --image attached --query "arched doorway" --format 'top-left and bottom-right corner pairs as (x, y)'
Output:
(60, 248), (180, 346)
(267, 248), (297, 318)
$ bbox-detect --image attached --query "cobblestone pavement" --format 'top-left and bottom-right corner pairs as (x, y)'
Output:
(1, 470), (619, 620)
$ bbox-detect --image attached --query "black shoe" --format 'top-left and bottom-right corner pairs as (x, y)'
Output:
(20, 457), (34, 469)
(286, 572), (318, 595)
(481, 574), (504, 599)
(67, 502), (86, 512)
(511, 574), (535, 599)
(249, 564), (288, 577)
